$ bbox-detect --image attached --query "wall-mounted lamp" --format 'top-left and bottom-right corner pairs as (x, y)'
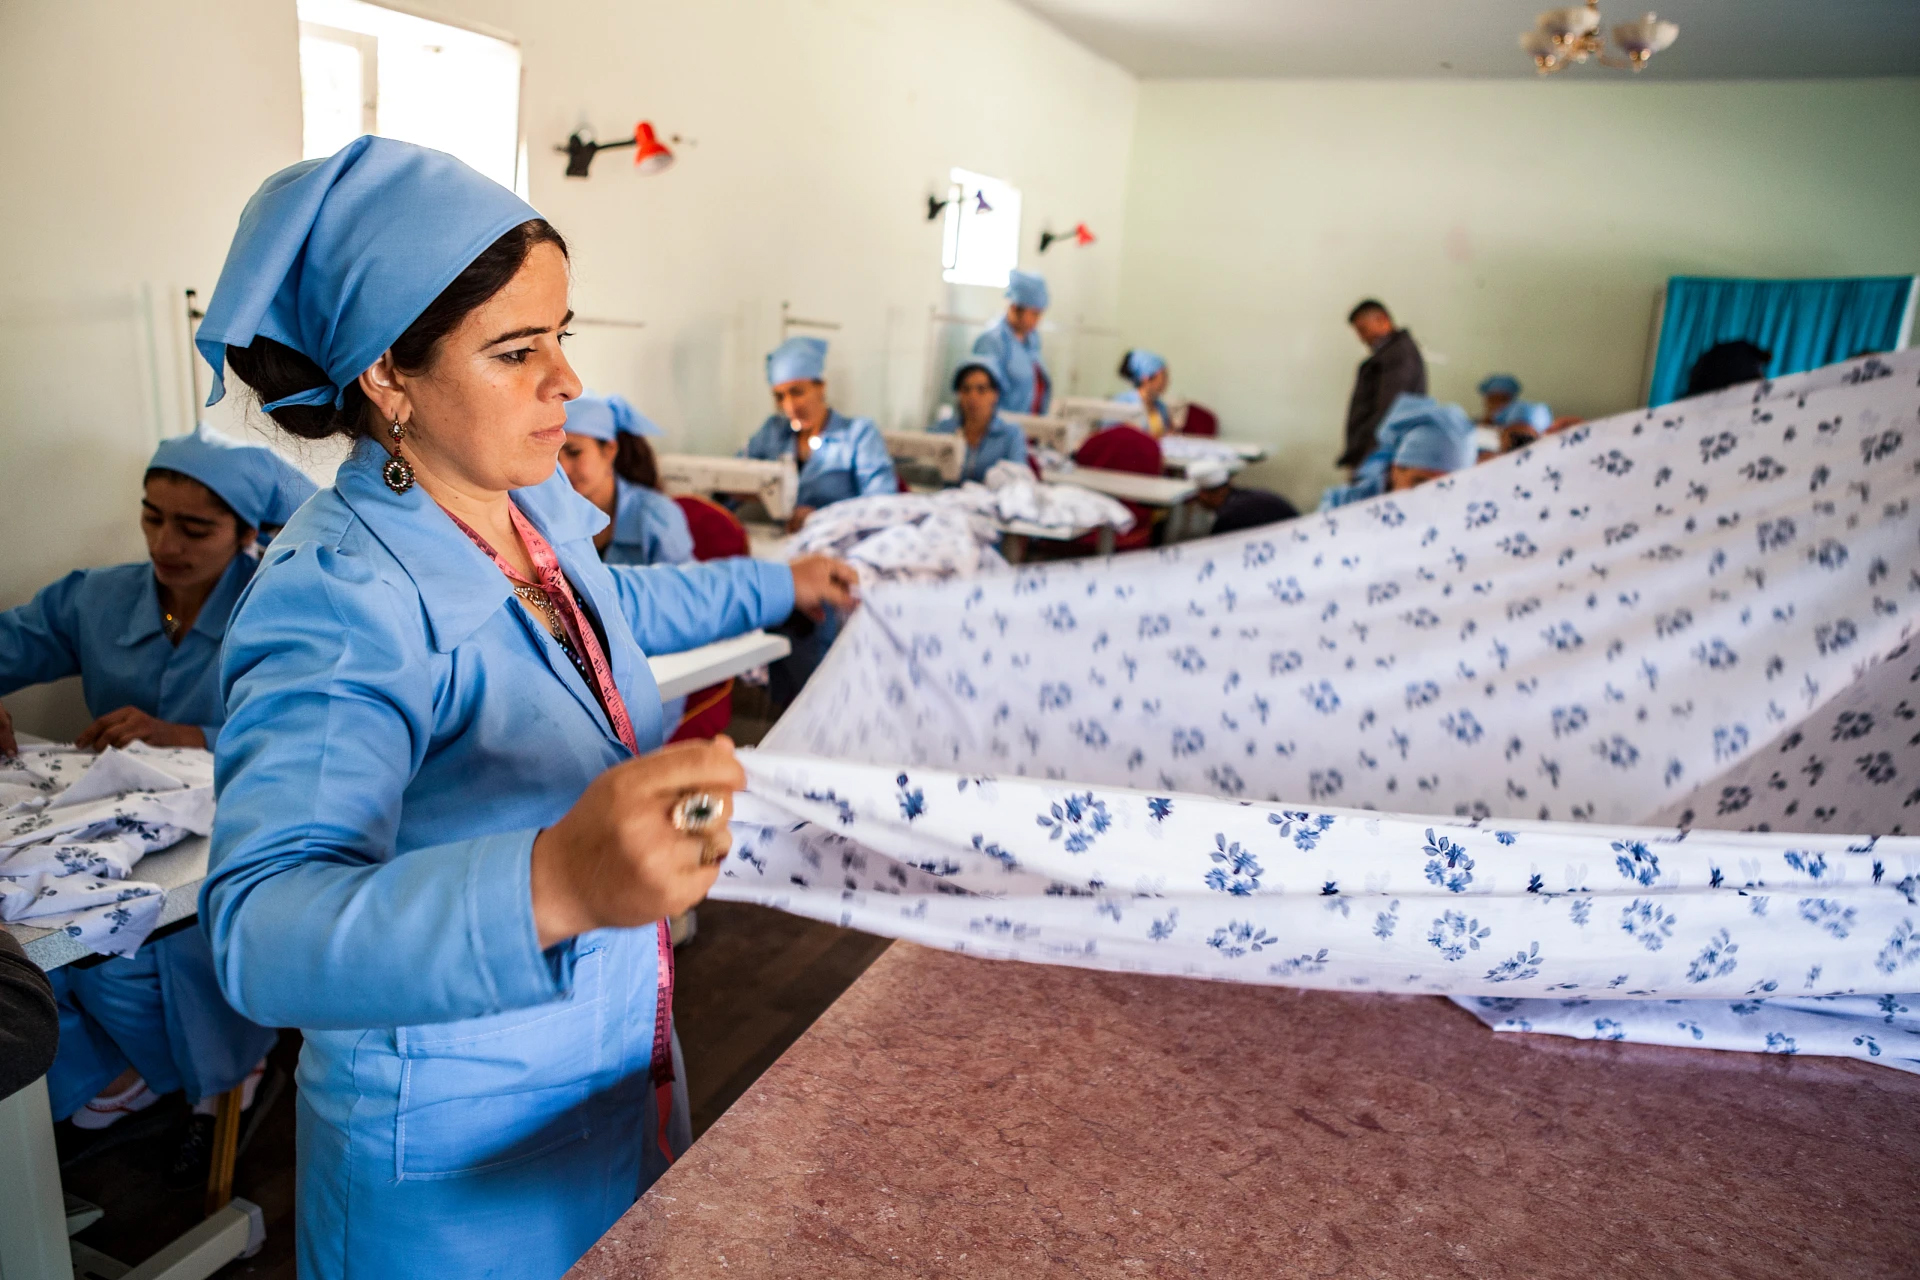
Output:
(926, 188), (994, 220)
(1039, 223), (1096, 253)
(557, 121), (683, 177)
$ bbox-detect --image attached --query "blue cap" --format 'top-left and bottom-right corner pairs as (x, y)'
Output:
(952, 352), (1005, 394)
(1494, 399), (1552, 431)
(148, 424), (318, 529)
(767, 336), (828, 386)
(1122, 349), (1166, 383)
(1477, 374), (1521, 398)
(1006, 269), (1049, 311)
(197, 137), (542, 411)
(565, 392), (662, 442)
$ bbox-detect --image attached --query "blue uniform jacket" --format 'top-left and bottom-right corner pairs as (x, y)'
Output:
(0, 554), (254, 747)
(201, 437), (795, 1279)
(927, 412), (1030, 484)
(973, 318), (1050, 416)
(601, 477), (694, 567)
(741, 408), (896, 510)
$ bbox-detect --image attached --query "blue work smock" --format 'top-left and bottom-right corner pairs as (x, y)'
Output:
(927, 411), (1030, 485)
(0, 553), (254, 748)
(2, 552), (278, 1113)
(201, 437), (797, 1280)
(973, 318), (1050, 416)
(741, 408), (896, 511)
(600, 477), (694, 568)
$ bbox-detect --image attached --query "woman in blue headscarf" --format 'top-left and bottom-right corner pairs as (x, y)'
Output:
(927, 352), (1027, 484)
(0, 424), (304, 1176)
(558, 392), (692, 567)
(972, 269), (1051, 415)
(1477, 372), (1552, 444)
(1114, 348), (1171, 437)
(740, 336), (896, 532)
(193, 137), (858, 1280)
(1318, 394), (1475, 509)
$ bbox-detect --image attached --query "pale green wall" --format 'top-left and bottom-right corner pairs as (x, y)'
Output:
(1117, 78), (1920, 509)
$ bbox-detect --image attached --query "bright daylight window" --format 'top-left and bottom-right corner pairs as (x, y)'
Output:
(941, 168), (1022, 289)
(298, 0), (522, 194)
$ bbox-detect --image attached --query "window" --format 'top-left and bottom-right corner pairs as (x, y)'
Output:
(298, 0), (522, 193)
(941, 168), (1022, 289)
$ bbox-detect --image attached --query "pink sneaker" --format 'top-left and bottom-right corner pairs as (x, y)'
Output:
(71, 1076), (160, 1130)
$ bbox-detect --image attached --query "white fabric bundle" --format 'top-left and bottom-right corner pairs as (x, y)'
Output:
(729, 350), (1920, 1069)
(787, 493), (1006, 584)
(1, 743), (214, 955)
(1157, 435), (1244, 466)
(971, 460), (1135, 533)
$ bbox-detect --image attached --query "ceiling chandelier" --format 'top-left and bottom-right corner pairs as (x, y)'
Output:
(1520, 2), (1679, 74)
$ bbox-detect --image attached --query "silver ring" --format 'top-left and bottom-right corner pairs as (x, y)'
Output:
(671, 791), (722, 835)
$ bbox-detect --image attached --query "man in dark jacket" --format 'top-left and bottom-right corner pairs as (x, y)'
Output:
(1339, 300), (1427, 473)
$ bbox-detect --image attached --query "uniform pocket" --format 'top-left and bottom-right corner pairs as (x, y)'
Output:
(393, 948), (607, 1180)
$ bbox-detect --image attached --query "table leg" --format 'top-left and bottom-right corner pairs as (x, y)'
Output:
(1002, 533), (1029, 564)
(0, 1076), (74, 1280)
(1163, 502), (1186, 544)
(203, 1086), (244, 1217)
(1096, 527), (1115, 557)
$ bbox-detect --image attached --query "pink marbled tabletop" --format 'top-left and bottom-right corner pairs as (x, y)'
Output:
(570, 943), (1920, 1278)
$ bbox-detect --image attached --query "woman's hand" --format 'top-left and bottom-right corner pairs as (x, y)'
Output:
(75, 708), (206, 752)
(788, 554), (860, 621)
(784, 504), (816, 535)
(529, 736), (746, 949)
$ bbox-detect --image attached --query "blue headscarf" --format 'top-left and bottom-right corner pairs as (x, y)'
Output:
(1393, 402), (1478, 473)
(148, 424), (317, 529)
(196, 137), (542, 411)
(952, 352), (1006, 395)
(1122, 349), (1166, 384)
(767, 336), (829, 386)
(564, 392), (662, 443)
(1494, 399), (1552, 432)
(1006, 270), (1049, 311)
(1477, 373), (1521, 398)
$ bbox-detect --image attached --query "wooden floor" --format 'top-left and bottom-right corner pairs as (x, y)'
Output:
(59, 900), (889, 1277)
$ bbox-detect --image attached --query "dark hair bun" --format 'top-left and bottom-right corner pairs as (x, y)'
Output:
(220, 218), (569, 442)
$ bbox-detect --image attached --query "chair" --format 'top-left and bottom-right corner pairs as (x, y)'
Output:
(667, 495), (749, 741)
(1069, 425), (1162, 554)
(1178, 402), (1219, 437)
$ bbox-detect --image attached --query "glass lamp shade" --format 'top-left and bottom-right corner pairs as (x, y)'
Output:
(1612, 13), (1679, 56)
(1537, 5), (1601, 38)
(1518, 29), (1559, 56)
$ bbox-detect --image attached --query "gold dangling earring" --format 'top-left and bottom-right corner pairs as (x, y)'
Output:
(382, 415), (415, 494)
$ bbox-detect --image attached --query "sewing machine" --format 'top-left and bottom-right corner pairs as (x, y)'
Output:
(654, 454), (799, 521)
(881, 430), (967, 485)
(1003, 412), (1090, 457)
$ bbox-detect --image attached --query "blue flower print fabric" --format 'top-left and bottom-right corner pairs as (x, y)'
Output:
(721, 350), (1920, 1070)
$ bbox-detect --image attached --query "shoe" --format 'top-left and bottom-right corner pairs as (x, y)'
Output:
(167, 1062), (288, 1190)
(70, 1076), (160, 1131)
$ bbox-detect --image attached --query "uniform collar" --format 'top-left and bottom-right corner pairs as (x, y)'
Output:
(611, 475), (657, 545)
(118, 551), (257, 647)
(333, 436), (611, 653)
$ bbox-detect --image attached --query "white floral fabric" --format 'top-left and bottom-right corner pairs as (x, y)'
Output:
(732, 351), (1920, 1069)
(0, 743), (213, 956)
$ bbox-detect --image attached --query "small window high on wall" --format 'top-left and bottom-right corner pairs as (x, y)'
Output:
(941, 169), (1022, 290)
(298, 0), (523, 194)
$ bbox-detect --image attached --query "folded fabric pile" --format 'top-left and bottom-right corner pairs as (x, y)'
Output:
(787, 493), (1007, 584)
(1158, 435), (1244, 467)
(0, 743), (214, 956)
(963, 460), (1135, 533)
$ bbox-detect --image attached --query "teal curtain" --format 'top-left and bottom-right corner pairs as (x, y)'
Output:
(1648, 275), (1914, 406)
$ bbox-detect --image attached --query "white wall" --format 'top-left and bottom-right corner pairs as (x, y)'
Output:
(1116, 78), (1920, 509)
(0, 0), (304, 737)
(0, 0), (1135, 735)
(440, 0), (1138, 447)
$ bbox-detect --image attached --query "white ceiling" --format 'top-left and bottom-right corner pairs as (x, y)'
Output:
(1012, 0), (1920, 79)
